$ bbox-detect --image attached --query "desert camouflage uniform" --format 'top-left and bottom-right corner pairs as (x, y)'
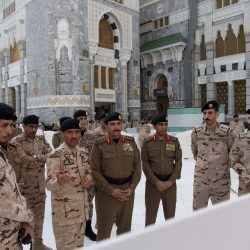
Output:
(11, 127), (23, 139)
(52, 131), (63, 149)
(46, 143), (91, 250)
(230, 131), (250, 195)
(93, 127), (107, 141)
(191, 123), (233, 210)
(78, 129), (95, 219)
(0, 146), (33, 249)
(10, 133), (52, 245)
(229, 120), (245, 138)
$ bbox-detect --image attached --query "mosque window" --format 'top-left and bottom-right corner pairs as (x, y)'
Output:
(3, 2), (15, 19)
(109, 68), (114, 90)
(237, 25), (245, 53)
(200, 84), (207, 107)
(10, 41), (20, 63)
(225, 24), (237, 56)
(215, 31), (225, 58)
(94, 66), (99, 88)
(153, 16), (169, 30)
(114, 0), (123, 4)
(200, 35), (206, 61)
(98, 19), (114, 50)
(101, 67), (106, 89)
(234, 80), (246, 114)
(216, 82), (228, 114)
(216, 0), (239, 9)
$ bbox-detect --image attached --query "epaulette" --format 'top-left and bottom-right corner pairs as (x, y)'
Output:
(170, 135), (178, 142)
(95, 137), (106, 144)
(237, 132), (247, 139)
(219, 124), (232, 134)
(124, 135), (134, 141)
(7, 143), (16, 150)
(144, 136), (152, 143)
(49, 149), (62, 158)
(193, 126), (202, 133)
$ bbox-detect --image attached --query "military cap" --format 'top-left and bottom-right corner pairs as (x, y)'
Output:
(60, 118), (80, 132)
(233, 114), (239, 118)
(201, 100), (219, 112)
(97, 113), (107, 121)
(59, 116), (71, 126)
(23, 115), (39, 125)
(73, 110), (87, 119)
(104, 112), (122, 124)
(151, 114), (168, 125)
(0, 103), (15, 120)
(247, 109), (250, 115)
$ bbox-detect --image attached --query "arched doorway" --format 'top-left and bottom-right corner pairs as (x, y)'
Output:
(155, 75), (169, 115)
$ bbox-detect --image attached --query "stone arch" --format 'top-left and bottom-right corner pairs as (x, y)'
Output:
(200, 34), (206, 61)
(215, 30), (225, 58)
(237, 25), (245, 53)
(225, 23), (237, 56)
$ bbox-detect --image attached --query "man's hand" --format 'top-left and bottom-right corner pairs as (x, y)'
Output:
(164, 181), (173, 190)
(57, 171), (72, 185)
(82, 180), (92, 189)
(155, 180), (166, 192)
(21, 154), (36, 164)
(111, 189), (129, 201)
(19, 222), (33, 239)
(123, 188), (133, 199)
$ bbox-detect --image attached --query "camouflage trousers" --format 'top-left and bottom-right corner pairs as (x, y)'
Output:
(87, 185), (96, 218)
(193, 176), (230, 210)
(53, 221), (86, 250)
(238, 178), (250, 196)
(23, 188), (46, 244)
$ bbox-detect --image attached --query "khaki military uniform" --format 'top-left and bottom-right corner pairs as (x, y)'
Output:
(11, 127), (23, 139)
(142, 134), (182, 225)
(78, 129), (96, 219)
(230, 131), (250, 195)
(91, 136), (141, 241)
(191, 123), (233, 210)
(0, 146), (33, 249)
(10, 133), (52, 245)
(46, 143), (91, 250)
(229, 120), (245, 137)
(52, 131), (63, 149)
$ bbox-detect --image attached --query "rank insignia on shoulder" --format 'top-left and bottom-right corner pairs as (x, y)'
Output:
(166, 143), (175, 151)
(123, 143), (133, 152)
(106, 138), (111, 145)
(152, 136), (157, 142)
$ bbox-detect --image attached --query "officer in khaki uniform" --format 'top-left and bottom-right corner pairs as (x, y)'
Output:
(46, 119), (92, 250)
(74, 109), (97, 241)
(52, 116), (71, 149)
(142, 114), (182, 226)
(191, 100), (234, 210)
(229, 114), (245, 138)
(91, 112), (141, 241)
(11, 115), (52, 250)
(0, 103), (34, 249)
(230, 109), (250, 195)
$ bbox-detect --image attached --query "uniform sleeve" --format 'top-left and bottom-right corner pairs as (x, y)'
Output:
(90, 143), (114, 195)
(0, 166), (33, 223)
(52, 133), (61, 149)
(191, 130), (198, 161)
(229, 139), (250, 184)
(141, 143), (158, 185)
(227, 129), (234, 151)
(37, 139), (52, 163)
(46, 152), (62, 191)
(169, 139), (182, 183)
(128, 142), (141, 191)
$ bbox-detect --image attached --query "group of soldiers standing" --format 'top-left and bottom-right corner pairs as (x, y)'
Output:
(0, 99), (250, 250)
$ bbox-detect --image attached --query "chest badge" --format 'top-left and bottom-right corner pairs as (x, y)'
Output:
(123, 143), (133, 152)
(165, 143), (175, 151)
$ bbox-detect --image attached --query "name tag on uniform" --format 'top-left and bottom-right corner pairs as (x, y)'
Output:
(166, 143), (175, 151)
(123, 143), (133, 152)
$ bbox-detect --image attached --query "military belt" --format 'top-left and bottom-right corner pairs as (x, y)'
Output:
(154, 173), (171, 181)
(103, 175), (132, 185)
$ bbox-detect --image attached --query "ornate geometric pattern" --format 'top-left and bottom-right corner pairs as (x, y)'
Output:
(200, 84), (207, 107)
(234, 80), (246, 115)
(216, 82), (228, 114)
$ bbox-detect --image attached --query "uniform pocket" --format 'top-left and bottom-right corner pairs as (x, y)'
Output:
(123, 151), (134, 157)
(64, 199), (84, 219)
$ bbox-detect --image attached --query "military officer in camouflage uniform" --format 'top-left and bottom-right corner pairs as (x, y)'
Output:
(0, 103), (34, 249)
(11, 115), (22, 139)
(11, 115), (52, 250)
(191, 100), (234, 210)
(230, 109), (250, 195)
(74, 109), (97, 241)
(46, 118), (92, 250)
(93, 113), (107, 140)
(52, 116), (71, 149)
(91, 112), (141, 241)
(229, 114), (245, 138)
(142, 114), (182, 226)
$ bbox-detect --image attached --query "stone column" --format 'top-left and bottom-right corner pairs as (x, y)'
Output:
(120, 61), (129, 120)
(3, 48), (10, 105)
(15, 86), (21, 119)
(20, 83), (27, 118)
(89, 56), (95, 121)
(227, 80), (234, 116)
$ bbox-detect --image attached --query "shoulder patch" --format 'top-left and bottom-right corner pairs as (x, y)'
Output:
(237, 132), (247, 139)
(95, 137), (106, 144)
(219, 124), (232, 134)
(49, 150), (62, 158)
(170, 136), (178, 142)
(193, 126), (202, 133)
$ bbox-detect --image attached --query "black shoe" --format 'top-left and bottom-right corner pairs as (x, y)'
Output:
(85, 220), (97, 241)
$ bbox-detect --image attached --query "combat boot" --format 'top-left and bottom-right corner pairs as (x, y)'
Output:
(85, 219), (97, 241)
(31, 242), (53, 250)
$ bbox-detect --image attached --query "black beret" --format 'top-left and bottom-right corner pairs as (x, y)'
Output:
(74, 110), (87, 119)
(23, 115), (39, 125)
(60, 118), (80, 132)
(201, 100), (219, 112)
(0, 103), (15, 120)
(104, 112), (122, 124)
(233, 114), (239, 118)
(247, 109), (250, 115)
(151, 114), (168, 125)
(98, 113), (107, 121)
(59, 116), (71, 126)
